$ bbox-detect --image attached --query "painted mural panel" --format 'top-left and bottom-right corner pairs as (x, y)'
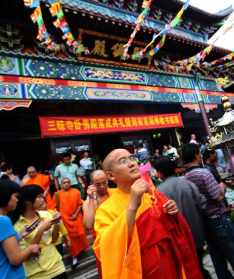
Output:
(0, 83), (22, 98)
(26, 84), (86, 100)
(86, 88), (152, 101)
(0, 56), (19, 75)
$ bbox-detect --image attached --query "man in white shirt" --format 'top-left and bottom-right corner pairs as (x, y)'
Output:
(167, 144), (179, 161)
(190, 134), (198, 145)
(80, 152), (93, 184)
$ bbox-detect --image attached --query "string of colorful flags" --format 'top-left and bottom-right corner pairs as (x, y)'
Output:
(23, 0), (88, 55)
(49, 0), (88, 55)
(123, 0), (153, 59)
(172, 12), (234, 73)
(23, 0), (233, 86)
(136, 0), (190, 59)
(24, 0), (54, 46)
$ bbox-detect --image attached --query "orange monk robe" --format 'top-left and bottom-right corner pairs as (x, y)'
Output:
(58, 188), (89, 256)
(24, 173), (50, 191)
(45, 192), (56, 210)
(93, 188), (203, 279)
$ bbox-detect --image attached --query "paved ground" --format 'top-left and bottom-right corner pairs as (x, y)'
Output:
(70, 252), (233, 278)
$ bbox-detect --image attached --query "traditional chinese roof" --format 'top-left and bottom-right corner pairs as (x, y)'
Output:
(0, 0), (233, 83)
(59, 0), (232, 42)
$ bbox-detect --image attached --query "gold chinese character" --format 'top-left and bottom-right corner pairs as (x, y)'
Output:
(56, 120), (66, 131)
(159, 117), (165, 125)
(131, 117), (138, 126)
(154, 117), (159, 125)
(47, 120), (57, 131)
(97, 118), (105, 129)
(124, 118), (132, 127)
(117, 118), (125, 127)
(92, 40), (108, 57)
(90, 119), (98, 129)
(172, 116), (179, 124)
(148, 117), (155, 125)
(105, 118), (113, 128)
(137, 117), (144, 126)
(73, 120), (81, 130)
(82, 119), (90, 130)
(111, 43), (124, 58)
(66, 120), (74, 130)
(143, 117), (150, 126)
(112, 118), (119, 128)
(163, 117), (171, 125)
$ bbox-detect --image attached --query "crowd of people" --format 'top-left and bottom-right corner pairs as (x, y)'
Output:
(1, 134), (234, 279)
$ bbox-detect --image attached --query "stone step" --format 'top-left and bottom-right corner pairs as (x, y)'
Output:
(62, 245), (98, 278)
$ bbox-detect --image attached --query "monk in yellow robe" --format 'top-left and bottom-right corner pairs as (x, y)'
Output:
(56, 177), (89, 266)
(94, 149), (203, 279)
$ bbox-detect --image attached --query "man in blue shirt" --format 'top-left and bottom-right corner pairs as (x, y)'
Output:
(54, 152), (86, 198)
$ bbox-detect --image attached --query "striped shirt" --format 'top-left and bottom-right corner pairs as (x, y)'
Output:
(185, 167), (225, 216)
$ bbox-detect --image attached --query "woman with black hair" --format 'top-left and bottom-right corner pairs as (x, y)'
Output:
(0, 180), (39, 279)
(14, 185), (66, 279)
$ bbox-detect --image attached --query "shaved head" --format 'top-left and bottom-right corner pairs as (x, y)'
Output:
(27, 166), (37, 178)
(103, 149), (140, 190)
(27, 166), (36, 172)
(90, 169), (108, 196)
(90, 170), (107, 182)
(103, 149), (127, 171)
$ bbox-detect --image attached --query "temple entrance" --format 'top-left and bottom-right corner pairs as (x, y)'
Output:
(91, 133), (122, 161)
(0, 138), (51, 176)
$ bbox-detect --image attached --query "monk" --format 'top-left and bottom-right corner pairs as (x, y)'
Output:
(56, 177), (89, 267)
(83, 170), (112, 232)
(93, 149), (203, 279)
(83, 170), (112, 278)
(23, 166), (50, 192)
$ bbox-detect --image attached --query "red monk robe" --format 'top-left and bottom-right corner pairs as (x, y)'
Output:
(94, 188), (203, 279)
(57, 188), (89, 256)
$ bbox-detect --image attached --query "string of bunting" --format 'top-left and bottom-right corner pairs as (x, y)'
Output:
(23, 0), (61, 51)
(48, 0), (89, 55)
(136, 0), (190, 59)
(172, 13), (234, 72)
(203, 52), (234, 68)
(123, 0), (153, 59)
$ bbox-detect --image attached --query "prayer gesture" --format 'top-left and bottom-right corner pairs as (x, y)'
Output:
(129, 178), (149, 210)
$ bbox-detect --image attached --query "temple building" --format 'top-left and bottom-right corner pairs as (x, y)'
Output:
(0, 0), (233, 172)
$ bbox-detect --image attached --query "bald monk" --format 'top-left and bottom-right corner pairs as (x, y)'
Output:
(23, 166), (50, 191)
(56, 177), (89, 267)
(83, 170), (112, 232)
(93, 149), (203, 279)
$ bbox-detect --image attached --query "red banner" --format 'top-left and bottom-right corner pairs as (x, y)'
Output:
(39, 113), (183, 138)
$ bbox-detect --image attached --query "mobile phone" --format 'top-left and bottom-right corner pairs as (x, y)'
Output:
(25, 218), (41, 233)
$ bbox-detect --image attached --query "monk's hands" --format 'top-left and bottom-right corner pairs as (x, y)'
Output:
(87, 185), (97, 200)
(129, 178), (149, 211)
(163, 200), (178, 215)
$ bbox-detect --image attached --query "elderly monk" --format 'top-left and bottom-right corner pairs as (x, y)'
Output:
(23, 166), (50, 191)
(56, 177), (89, 267)
(93, 149), (203, 279)
(83, 170), (111, 232)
